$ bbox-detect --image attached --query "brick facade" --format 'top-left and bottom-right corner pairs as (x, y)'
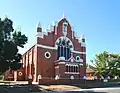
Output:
(4, 16), (86, 83)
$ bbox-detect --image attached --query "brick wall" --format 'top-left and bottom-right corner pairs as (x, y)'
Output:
(38, 78), (102, 85)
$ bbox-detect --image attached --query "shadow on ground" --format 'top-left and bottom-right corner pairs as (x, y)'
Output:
(0, 82), (120, 93)
(0, 84), (108, 93)
(70, 81), (120, 89)
(0, 84), (45, 93)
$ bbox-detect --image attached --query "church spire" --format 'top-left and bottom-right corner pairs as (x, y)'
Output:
(37, 21), (42, 32)
(38, 21), (41, 28)
(81, 34), (85, 39)
(81, 34), (86, 46)
(62, 12), (65, 18)
(61, 12), (66, 19)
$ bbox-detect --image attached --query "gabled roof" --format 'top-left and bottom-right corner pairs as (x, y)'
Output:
(86, 68), (95, 73)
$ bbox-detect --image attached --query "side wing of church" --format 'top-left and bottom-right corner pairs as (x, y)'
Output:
(4, 16), (86, 82)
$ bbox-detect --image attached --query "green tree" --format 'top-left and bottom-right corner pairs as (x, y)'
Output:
(90, 51), (120, 78)
(0, 17), (28, 73)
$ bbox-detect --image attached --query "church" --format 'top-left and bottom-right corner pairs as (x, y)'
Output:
(4, 15), (86, 83)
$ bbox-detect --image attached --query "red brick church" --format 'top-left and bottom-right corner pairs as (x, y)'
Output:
(4, 15), (86, 82)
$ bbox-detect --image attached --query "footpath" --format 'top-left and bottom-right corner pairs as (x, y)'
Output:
(0, 81), (120, 93)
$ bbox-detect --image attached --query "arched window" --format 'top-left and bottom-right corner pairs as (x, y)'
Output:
(66, 65), (68, 72)
(71, 66), (74, 72)
(75, 66), (78, 72)
(57, 38), (72, 60)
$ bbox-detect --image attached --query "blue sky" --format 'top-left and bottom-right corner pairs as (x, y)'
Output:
(0, 0), (120, 64)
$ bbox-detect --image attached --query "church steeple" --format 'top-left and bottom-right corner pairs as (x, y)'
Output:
(37, 21), (42, 32)
(81, 34), (85, 42)
(81, 34), (85, 39)
(62, 12), (65, 18)
(80, 34), (86, 47)
(38, 21), (41, 28)
(60, 12), (66, 20)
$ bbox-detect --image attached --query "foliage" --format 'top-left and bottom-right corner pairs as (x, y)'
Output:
(0, 17), (28, 73)
(90, 51), (120, 78)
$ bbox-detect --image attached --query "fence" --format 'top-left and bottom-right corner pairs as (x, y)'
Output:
(38, 77), (103, 85)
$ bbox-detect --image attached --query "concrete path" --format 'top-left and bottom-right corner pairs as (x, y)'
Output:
(31, 87), (120, 93)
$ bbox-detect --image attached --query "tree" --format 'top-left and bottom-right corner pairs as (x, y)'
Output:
(90, 51), (120, 78)
(0, 17), (28, 73)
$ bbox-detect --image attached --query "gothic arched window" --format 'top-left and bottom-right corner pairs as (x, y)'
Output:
(57, 38), (72, 60)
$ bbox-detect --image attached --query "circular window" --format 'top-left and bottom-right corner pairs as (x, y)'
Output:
(18, 72), (23, 76)
(76, 56), (80, 61)
(44, 52), (51, 59)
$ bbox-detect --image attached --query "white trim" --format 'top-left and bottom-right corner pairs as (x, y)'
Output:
(36, 44), (57, 50)
(75, 56), (83, 62)
(81, 42), (86, 47)
(38, 75), (42, 79)
(62, 22), (68, 36)
(65, 64), (70, 66)
(55, 66), (59, 68)
(36, 44), (86, 54)
(80, 59), (83, 62)
(74, 32), (78, 39)
(65, 72), (79, 74)
(70, 75), (74, 79)
(18, 72), (23, 76)
(44, 51), (51, 59)
(59, 46), (61, 57)
(59, 57), (65, 60)
(65, 64), (78, 67)
(50, 25), (54, 31)
(36, 32), (44, 38)
(78, 39), (82, 43)
(28, 74), (32, 79)
(72, 50), (86, 54)
(54, 21), (58, 35)
(58, 62), (65, 64)
(34, 45), (37, 82)
(55, 36), (74, 50)
(55, 75), (60, 80)
(36, 31), (49, 39)
(79, 63), (83, 66)
(76, 56), (80, 61)
(43, 31), (48, 36)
